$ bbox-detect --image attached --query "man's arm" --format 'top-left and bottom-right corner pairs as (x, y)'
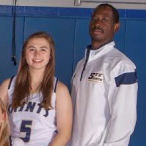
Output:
(103, 63), (138, 146)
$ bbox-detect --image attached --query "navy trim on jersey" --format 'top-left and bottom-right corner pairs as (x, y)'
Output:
(8, 76), (15, 89)
(115, 72), (137, 87)
(54, 78), (58, 93)
(9, 136), (12, 146)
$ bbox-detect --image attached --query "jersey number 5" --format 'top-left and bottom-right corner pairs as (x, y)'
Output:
(20, 120), (32, 142)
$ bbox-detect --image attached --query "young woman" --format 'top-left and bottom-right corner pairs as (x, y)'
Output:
(0, 98), (9, 146)
(0, 32), (72, 146)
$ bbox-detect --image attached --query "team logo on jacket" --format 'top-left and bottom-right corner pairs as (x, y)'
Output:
(88, 72), (103, 82)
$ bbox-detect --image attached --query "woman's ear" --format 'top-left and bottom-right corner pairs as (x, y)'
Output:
(114, 22), (120, 33)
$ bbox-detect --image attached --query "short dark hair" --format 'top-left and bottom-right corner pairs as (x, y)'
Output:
(93, 3), (119, 23)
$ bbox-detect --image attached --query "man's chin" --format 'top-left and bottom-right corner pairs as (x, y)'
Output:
(91, 37), (103, 42)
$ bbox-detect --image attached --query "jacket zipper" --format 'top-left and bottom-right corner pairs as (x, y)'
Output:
(80, 48), (90, 81)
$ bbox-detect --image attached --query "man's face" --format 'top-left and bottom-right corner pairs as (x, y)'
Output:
(89, 6), (118, 45)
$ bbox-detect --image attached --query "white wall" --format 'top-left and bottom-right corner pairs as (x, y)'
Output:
(1, 0), (146, 9)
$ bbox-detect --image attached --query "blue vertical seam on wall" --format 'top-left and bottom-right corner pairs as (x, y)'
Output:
(22, 16), (26, 43)
(72, 19), (77, 73)
(124, 20), (127, 55)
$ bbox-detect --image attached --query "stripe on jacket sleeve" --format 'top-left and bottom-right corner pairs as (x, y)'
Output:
(115, 71), (137, 87)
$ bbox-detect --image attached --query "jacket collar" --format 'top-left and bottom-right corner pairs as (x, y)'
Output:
(85, 41), (115, 62)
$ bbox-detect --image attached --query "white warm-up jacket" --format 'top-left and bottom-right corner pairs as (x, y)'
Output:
(70, 41), (138, 146)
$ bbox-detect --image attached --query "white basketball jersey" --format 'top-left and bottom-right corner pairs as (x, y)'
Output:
(8, 76), (58, 146)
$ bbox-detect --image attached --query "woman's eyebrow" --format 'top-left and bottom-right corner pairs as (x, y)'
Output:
(28, 46), (35, 48)
(40, 46), (48, 49)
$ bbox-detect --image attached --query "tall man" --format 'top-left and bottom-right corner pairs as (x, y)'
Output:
(70, 3), (138, 146)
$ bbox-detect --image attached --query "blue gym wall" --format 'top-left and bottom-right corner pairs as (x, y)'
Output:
(0, 5), (146, 146)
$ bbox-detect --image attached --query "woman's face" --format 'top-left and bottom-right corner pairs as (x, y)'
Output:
(25, 37), (51, 72)
(0, 107), (5, 124)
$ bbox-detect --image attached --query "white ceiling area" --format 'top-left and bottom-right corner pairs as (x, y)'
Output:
(1, 0), (146, 9)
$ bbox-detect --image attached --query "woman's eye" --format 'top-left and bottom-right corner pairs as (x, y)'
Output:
(41, 48), (47, 52)
(27, 46), (35, 52)
(29, 48), (34, 52)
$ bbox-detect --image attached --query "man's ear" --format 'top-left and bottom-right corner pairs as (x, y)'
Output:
(114, 23), (120, 33)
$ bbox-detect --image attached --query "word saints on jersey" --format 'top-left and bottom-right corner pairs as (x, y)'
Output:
(8, 102), (50, 117)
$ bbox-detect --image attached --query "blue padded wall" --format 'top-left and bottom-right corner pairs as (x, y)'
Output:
(0, 17), (24, 82)
(73, 19), (90, 69)
(125, 20), (146, 146)
(114, 20), (126, 53)
(0, 6), (145, 146)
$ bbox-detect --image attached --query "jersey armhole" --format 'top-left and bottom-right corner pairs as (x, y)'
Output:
(9, 136), (12, 146)
(54, 78), (58, 93)
(8, 76), (15, 90)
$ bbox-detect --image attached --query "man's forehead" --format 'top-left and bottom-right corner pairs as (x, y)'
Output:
(92, 6), (113, 16)
(94, 6), (112, 13)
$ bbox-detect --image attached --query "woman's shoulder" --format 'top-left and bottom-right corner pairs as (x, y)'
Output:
(56, 81), (68, 92)
(56, 80), (71, 101)
(0, 78), (11, 90)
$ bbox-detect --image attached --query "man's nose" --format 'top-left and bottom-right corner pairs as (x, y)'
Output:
(94, 19), (102, 25)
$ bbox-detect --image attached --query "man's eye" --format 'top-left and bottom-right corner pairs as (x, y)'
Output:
(102, 18), (108, 22)
(91, 17), (108, 23)
(91, 18), (98, 23)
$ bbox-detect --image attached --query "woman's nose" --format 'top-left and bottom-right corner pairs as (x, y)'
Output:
(34, 50), (40, 56)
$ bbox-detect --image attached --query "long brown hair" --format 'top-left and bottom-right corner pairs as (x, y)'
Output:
(11, 32), (55, 109)
(0, 98), (9, 146)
